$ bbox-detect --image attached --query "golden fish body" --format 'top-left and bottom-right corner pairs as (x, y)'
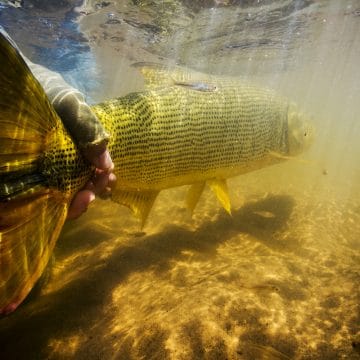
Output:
(90, 76), (313, 219)
(0, 31), (313, 313)
(96, 85), (287, 189)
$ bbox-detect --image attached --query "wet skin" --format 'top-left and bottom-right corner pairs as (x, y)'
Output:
(67, 149), (116, 220)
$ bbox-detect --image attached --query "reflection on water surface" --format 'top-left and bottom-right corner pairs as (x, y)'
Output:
(0, 0), (359, 359)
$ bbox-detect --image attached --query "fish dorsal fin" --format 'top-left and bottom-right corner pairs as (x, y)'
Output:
(207, 179), (232, 215)
(186, 182), (206, 215)
(132, 62), (221, 90)
(111, 189), (159, 228)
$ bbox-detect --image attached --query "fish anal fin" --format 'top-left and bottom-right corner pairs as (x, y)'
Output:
(186, 182), (205, 215)
(208, 179), (232, 215)
(112, 189), (159, 228)
(0, 189), (67, 315)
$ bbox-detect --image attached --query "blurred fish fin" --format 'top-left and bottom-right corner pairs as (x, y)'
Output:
(173, 81), (217, 92)
(186, 182), (205, 215)
(112, 189), (159, 228)
(132, 62), (177, 88)
(0, 190), (67, 315)
(208, 179), (232, 215)
(0, 28), (68, 314)
(268, 151), (294, 161)
(132, 62), (217, 89)
(268, 151), (311, 164)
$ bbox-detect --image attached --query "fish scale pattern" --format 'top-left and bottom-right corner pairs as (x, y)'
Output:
(92, 84), (288, 190)
(40, 125), (92, 196)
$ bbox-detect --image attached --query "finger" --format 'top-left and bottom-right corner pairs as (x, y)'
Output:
(93, 171), (117, 199)
(83, 180), (96, 193)
(92, 171), (111, 195)
(108, 172), (117, 189)
(98, 187), (112, 200)
(67, 190), (95, 219)
(92, 150), (114, 172)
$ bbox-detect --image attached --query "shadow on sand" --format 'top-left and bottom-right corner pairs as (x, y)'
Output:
(1, 193), (357, 358)
(0, 194), (298, 358)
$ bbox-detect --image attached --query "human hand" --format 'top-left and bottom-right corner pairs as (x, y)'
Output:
(62, 100), (116, 220)
(67, 147), (116, 219)
(53, 92), (117, 219)
(25, 58), (116, 219)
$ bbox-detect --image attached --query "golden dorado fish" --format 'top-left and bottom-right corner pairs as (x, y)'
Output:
(0, 31), (314, 314)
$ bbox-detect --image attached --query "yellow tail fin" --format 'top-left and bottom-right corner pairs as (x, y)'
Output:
(0, 29), (69, 314)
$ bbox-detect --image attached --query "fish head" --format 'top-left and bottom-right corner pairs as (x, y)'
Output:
(287, 103), (315, 156)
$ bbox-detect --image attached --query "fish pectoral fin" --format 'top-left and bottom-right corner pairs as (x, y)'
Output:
(207, 179), (232, 215)
(173, 81), (217, 92)
(131, 62), (176, 88)
(268, 151), (311, 164)
(111, 189), (159, 228)
(186, 182), (206, 215)
(268, 151), (294, 160)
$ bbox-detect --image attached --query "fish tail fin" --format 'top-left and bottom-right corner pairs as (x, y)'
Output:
(0, 29), (68, 314)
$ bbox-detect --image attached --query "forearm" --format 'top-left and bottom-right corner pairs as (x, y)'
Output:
(25, 58), (109, 152)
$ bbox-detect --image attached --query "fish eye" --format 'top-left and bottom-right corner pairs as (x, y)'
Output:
(304, 132), (307, 137)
